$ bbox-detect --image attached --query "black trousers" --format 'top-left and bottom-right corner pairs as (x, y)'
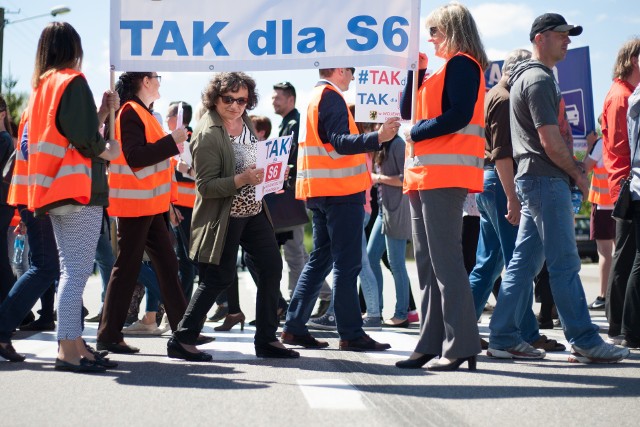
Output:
(606, 218), (636, 336)
(622, 203), (640, 340)
(173, 211), (282, 346)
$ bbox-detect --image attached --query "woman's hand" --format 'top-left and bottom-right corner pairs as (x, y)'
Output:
(418, 52), (428, 70)
(98, 139), (121, 161)
(234, 164), (264, 187)
(97, 90), (120, 124)
(172, 128), (188, 153)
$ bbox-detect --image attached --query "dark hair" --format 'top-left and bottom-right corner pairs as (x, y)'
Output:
(32, 22), (83, 88)
(273, 81), (296, 101)
(115, 72), (154, 104)
(202, 72), (258, 111)
(249, 115), (272, 139)
(0, 94), (13, 135)
(168, 101), (193, 125)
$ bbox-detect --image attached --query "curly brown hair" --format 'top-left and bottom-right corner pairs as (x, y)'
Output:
(202, 72), (258, 111)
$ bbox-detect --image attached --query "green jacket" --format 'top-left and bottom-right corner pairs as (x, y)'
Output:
(189, 108), (272, 265)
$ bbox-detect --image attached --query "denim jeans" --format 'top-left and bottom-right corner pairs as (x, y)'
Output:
(0, 205), (16, 301)
(368, 212), (410, 320)
(489, 176), (602, 349)
(0, 208), (60, 342)
(94, 216), (115, 305)
(469, 169), (538, 343)
(284, 201), (365, 340)
(325, 212), (380, 318)
(138, 261), (162, 312)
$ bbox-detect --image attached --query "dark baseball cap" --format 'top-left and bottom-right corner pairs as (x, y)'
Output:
(529, 13), (583, 41)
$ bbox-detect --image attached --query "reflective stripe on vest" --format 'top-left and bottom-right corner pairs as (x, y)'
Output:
(403, 53), (485, 194)
(295, 83), (371, 200)
(174, 181), (196, 208)
(108, 101), (175, 217)
(588, 166), (613, 205)
(25, 70), (92, 210)
(7, 110), (29, 207)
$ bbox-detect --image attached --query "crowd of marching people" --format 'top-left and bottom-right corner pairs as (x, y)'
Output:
(1, 2), (638, 373)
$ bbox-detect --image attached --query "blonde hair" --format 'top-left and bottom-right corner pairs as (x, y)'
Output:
(426, 2), (489, 70)
(612, 38), (640, 80)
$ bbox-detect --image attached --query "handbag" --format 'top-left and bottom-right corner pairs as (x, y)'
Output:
(612, 176), (633, 220)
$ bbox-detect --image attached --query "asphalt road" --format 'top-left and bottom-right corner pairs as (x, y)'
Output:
(1, 260), (639, 427)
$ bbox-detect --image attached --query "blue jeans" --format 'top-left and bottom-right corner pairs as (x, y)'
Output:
(138, 261), (162, 312)
(94, 216), (115, 305)
(0, 209), (60, 342)
(489, 176), (602, 349)
(368, 212), (410, 320)
(284, 201), (365, 340)
(325, 212), (380, 318)
(470, 169), (538, 343)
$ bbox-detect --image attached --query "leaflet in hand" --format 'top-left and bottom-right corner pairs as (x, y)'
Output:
(255, 134), (293, 201)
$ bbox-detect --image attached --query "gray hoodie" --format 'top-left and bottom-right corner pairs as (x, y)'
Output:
(628, 84), (640, 199)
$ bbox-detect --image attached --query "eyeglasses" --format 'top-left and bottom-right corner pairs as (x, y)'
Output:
(149, 75), (162, 83)
(347, 67), (355, 74)
(429, 27), (439, 37)
(220, 95), (249, 106)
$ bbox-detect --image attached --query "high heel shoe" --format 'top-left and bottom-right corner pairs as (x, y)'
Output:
(426, 355), (477, 371)
(167, 338), (213, 362)
(214, 312), (246, 331)
(395, 353), (437, 369)
(255, 343), (300, 359)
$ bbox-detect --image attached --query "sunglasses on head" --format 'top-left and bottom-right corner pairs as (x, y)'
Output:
(220, 95), (249, 106)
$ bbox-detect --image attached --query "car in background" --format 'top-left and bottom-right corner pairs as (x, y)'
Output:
(575, 214), (598, 262)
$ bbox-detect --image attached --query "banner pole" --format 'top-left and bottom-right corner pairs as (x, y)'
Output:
(109, 67), (115, 139)
(409, 69), (418, 158)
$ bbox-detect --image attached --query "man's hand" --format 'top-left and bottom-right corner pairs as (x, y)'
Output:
(378, 117), (401, 143)
(505, 196), (521, 225)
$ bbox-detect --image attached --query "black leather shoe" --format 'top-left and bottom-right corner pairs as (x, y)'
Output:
(167, 338), (213, 362)
(84, 341), (109, 358)
(339, 334), (391, 352)
(395, 354), (436, 369)
(93, 355), (118, 369)
(196, 335), (216, 345)
(255, 343), (300, 359)
(0, 343), (26, 362)
(20, 319), (56, 332)
(426, 356), (477, 371)
(280, 332), (329, 348)
(55, 357), (107, 373)
(96, 341), (140, 354)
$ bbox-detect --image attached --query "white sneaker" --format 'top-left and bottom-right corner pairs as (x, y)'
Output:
(157, 314), (170, 334)
(606, 335), (624, 345)
(568, 342), (630, 364)
(487, 341), (546, 359)
(123, 320), (163, 335)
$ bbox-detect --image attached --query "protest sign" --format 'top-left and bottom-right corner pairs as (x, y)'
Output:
(354, 67), (407, 123)
(110, 0), (420, 72)
(255, 134), (293, 201)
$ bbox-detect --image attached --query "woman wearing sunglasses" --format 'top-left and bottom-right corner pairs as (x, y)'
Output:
(168, 71), (299, 361)
(96, 71), (190, 355)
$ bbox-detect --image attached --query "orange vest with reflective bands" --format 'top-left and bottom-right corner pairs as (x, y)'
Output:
(174, 178), (196, 208)
(108, 101), (177, 217)
(588, 165), (613, 206)
(403, 53), (485, 193)
(9, 209), (20, 227)
(7, 109), (29, 207)
(25, 70), (92, 210)
(295, 84), (371, 200)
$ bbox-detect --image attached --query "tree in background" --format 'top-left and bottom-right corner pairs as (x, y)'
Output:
(2, 74), (28, 128)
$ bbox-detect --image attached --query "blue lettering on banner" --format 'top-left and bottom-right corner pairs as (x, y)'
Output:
(265, 138), (291, 157)
(346, 15), (409, 52)
(120, 20), (153, 55)
(346, 16), (379, 51)
(248, 20), (326, 55)
(152, 21), (188, 56)
(193, 22), (230, 56)
(382, 16), (409, 52)
(357, 93), (388, 105)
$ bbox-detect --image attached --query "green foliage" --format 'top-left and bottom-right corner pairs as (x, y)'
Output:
(2, 74), (29, 125)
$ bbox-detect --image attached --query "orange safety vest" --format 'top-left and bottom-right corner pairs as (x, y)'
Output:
(25, 69), (92, 210)
(108, 101), (177, 217)
(403, 53), (485, 193)
(7, 109), (29, 207)
(295, 83), (371, 200)
(588, 165), (613, 206)
(174, 179), (196, 208)
(9, 209), (20, 227)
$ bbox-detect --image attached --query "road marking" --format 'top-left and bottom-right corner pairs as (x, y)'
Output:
(297, 379), (367, 410)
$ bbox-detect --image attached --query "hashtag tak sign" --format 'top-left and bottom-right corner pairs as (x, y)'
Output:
(354, 67), (408, 124)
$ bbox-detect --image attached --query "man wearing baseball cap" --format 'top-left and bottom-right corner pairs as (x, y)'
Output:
(488, 13), (630, 364)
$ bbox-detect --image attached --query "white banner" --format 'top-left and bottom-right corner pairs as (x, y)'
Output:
(110, 0), (421, 72)
(255, 134), (293, 201)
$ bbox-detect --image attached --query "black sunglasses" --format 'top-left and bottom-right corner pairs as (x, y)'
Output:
(429, 27), (438, 37)
(347, 67), (355, 74)
(220, 95), (249, 106)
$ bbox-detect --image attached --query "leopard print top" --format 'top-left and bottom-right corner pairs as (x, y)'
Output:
(230, 124), (262, 218)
